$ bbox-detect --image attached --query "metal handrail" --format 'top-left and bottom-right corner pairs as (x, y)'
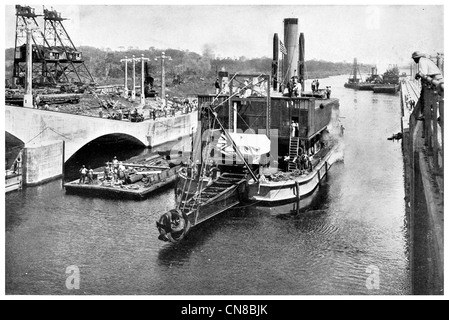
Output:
(410, 80), (444, 175)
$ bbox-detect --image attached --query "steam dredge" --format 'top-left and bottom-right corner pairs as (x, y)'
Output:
(344, 57), (400, 94)
(344, 58), (374, 90)
(157, 18), (344, 243)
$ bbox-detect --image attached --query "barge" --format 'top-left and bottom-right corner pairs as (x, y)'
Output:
(64, 154), (181, 199)
(372, 84), (400, 94)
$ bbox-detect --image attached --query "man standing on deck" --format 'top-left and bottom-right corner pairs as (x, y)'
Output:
(79, 165), (87, 184)
(291, 77), (300, 97)
(87, 167), (94, 184)
(104, 164), (111, 181)
(112, 156), (119, 171)
(326, 86), (332, 99)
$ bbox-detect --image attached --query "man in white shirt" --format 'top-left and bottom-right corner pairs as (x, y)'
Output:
(412, 51), (443, 81)
(412, 51), (444, 121)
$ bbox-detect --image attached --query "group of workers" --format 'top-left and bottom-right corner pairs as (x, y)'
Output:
(283, 77), (331, 98)
(102, 156), (139, 184)
(98, 100), (197, 122)
(286, 77), (301, 97)
(78, 165), (94, 184)
(78, 156), (139, 185)
(404, 94), (416, 111)
(284, 150), (312, 174)
(99, 107), (144, 122)
(184, 158), (220, 181)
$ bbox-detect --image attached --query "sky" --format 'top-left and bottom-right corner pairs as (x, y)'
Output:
(2, 1), (445, 73)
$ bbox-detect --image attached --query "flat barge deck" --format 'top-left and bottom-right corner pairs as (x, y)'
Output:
(64, 155), (181, 199)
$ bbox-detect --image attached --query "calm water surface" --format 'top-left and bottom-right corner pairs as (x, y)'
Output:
(5, 75), (410, 295)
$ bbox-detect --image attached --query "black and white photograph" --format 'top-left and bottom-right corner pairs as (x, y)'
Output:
(2, 1), (445, 301)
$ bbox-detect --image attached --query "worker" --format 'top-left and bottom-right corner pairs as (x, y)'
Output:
(412, 51), (444, 121)
(79, 165), (87, 184)
(241, 79), (251, 98)
(118, 162), (126, 180)
(112, 156), (119, 169)
(214, 78), (221, 94)
(290, 120), (296, 138)
(291, 77), (300, 97)
(103, 163), (111, 181)
(87, 166), (94, 184)
(412, 51), (443, 82)
(326, 86), (332, 99)
(13, 157), (21, 174)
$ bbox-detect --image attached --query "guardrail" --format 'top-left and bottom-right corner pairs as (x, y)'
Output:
(406, 73), (444, 294)
(412, 75), (444, 174)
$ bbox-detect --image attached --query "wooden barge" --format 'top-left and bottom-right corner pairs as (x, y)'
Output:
(64, 155), (181, 199)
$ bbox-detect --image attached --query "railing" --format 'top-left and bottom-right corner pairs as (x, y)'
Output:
(411, 75), (444, 175)
(406, 73), (444, 294)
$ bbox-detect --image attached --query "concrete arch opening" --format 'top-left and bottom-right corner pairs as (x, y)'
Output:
(64, 133), (148, 181)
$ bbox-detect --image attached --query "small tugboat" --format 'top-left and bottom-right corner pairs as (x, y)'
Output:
(157, 18), (344, 243)
(64, 154), (181, 199)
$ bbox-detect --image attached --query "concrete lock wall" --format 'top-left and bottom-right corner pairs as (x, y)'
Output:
(148, 112), (198, 146)
(6, 105), (198, 161)
(23, 140), (64, 186)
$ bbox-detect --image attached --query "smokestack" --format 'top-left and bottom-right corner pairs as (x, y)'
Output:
(283, 18), (299, 82)
(353, 58), (358, 82)
(272, 33), (279, 91)
(299, 32), (305, 92)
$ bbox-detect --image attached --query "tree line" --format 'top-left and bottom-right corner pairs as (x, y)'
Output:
(5, 46), (372, 91)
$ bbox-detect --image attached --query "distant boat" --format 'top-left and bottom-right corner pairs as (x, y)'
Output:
(344, 58), (375, 90)
(372, 65), (400, 94)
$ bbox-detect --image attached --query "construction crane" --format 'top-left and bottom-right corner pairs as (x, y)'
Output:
(12, 5), (95, 89)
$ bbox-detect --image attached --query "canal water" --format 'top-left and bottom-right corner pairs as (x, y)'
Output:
(5, 75), (411, 295)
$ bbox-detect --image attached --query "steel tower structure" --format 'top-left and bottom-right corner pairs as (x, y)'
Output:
(12, 5), (94, 87)
(42, 6), (94, 85)
(13, 5), (55, 86)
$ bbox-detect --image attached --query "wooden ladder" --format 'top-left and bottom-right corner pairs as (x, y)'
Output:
(288, 137), (300, 172)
